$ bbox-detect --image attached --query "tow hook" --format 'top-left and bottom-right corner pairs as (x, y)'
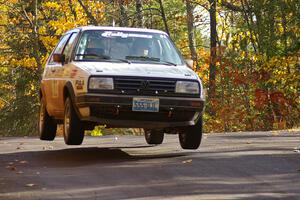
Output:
(115, 105), (120, 115)
(168, 107), (174, 118)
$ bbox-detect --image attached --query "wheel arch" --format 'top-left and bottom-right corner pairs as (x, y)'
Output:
(63, 81), (76, 103)
(63, 81), (82, 119)
(39, 89), (43, 99)
(39, 85), (48, 110)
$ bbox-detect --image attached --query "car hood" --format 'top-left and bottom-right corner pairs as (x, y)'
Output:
(73, 62), (198, 80)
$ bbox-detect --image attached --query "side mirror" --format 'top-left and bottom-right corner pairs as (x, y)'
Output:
(53, 53), (65, 64)
(185, 59), (193, 69)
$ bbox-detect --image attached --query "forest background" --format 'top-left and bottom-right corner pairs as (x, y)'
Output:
(0, 0), (299, 136)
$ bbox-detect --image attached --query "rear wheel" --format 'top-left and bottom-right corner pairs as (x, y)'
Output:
(144, 129), (164, 145)
(179, 116), (203, 149)
(63, 97), (84, 145)
(39, 97), (57, 141)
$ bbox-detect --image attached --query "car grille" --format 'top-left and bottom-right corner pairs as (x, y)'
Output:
(114, 77), (176, 96)
(88, 76), (199, 97)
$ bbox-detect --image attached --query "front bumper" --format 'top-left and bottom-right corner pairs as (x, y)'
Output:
(75, 93), (205, 128)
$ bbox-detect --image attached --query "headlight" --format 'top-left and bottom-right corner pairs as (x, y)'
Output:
(175, 81), (199, 94)
(89, 77), (114, 90)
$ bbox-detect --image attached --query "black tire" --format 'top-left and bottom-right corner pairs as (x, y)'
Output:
(63, 97), (84, 145)
(144, 129), (164, 145)
(179, 116), (203, 149)
(39, 97), (57, 141)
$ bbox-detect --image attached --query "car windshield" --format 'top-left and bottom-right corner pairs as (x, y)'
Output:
(74, 30), (184, 66)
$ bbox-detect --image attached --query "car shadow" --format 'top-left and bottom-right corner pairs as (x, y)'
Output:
(0, 146), (189, 168)
(1, 144), (299, 200)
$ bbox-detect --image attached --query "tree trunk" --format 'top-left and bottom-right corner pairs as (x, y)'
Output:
(186, 0), (198, 69)
(136, 0), (143, 27)
(241, 0), (258, 53)
(208, 0), (217, 114)
(33, 0), (42, 82)
(158, 0), (169, 35)
(68, 0), (77, 20)
(119, 0), (128, 27)
(77, 0), (98, 25)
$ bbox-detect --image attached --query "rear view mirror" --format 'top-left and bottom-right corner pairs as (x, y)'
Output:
(53, 53), (65, 64)
(185, 59), (193, 69)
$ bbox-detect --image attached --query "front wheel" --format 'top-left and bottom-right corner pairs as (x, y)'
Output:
(144, 129), (164, 145)
(179, 116), (203, 149)
(39, 97), (57, 141)
(63, 97), (84, 145)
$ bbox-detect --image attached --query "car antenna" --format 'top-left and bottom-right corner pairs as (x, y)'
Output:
(112, 19), (115, 27)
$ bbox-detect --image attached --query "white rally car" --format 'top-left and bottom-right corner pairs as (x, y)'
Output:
(39, 26), (205, 149)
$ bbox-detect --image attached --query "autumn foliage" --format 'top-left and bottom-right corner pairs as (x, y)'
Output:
(0, 0), (299, 135)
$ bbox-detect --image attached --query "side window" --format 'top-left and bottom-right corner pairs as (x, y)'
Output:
(48, 34), (71, 64)
(54, 34), (71, 54)
(75, 33), (89, 55)
(62, 33), (78, 62)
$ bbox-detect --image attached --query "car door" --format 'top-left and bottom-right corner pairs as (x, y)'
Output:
(54, 32), (79, 116)
(43, 33), (71, 117)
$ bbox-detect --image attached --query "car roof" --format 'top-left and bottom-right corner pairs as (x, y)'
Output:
(66, 26), (168, 35)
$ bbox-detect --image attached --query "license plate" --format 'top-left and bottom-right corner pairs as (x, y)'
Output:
(132, 98), (159, 112)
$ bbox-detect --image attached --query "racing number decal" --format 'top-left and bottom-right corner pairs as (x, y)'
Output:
(51, 80), (59, 97)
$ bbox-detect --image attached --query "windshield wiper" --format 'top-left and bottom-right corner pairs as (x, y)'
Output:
(113, 58), (131, 64)
(125, 56), (160, 62)
(159, 60), (177, 66)
(75, 53), (110, 59)
(75, 54), (131, 64)
(125, 56), (176, 66)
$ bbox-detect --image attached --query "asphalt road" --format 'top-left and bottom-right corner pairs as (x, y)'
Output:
(0, 131), (300, 200)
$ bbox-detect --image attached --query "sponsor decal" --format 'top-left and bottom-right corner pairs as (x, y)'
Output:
(75, 80), (84, 90)
(101, 31), (153, 39)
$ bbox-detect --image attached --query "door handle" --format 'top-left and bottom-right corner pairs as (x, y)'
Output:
(51, 69), (56, 73)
